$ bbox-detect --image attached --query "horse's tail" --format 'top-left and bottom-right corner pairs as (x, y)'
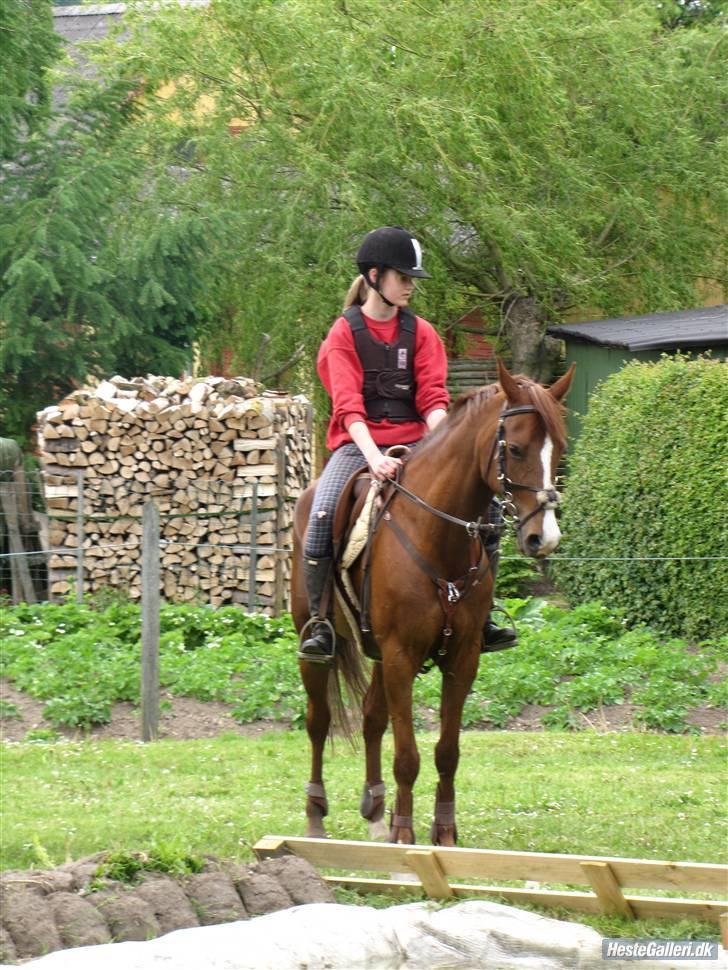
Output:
(327, 635), (369, 747)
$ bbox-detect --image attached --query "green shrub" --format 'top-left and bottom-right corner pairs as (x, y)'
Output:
(554, 355), (727, 639)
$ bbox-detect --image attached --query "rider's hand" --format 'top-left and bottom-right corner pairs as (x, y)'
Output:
(368, 452), (402, 481)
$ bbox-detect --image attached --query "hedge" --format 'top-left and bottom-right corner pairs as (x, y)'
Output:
(554, 354), (727, 640)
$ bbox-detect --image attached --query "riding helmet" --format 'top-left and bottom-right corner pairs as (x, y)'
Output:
(356, 226), (431, 279)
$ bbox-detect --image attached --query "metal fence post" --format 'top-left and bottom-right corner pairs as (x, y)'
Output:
(141, 499), (160, 741)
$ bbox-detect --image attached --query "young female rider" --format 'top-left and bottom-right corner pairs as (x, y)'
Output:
(299, 226), (515, 661)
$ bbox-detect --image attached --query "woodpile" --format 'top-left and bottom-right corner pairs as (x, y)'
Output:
(36, 375), (312, 612)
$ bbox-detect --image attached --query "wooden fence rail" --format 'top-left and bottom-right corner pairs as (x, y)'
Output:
(254, 836), (728, 924)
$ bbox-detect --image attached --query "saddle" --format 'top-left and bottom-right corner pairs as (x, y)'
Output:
(330, 467), (387, 662)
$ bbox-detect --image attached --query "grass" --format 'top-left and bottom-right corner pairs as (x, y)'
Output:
(1, 730), (725, 941)
(1, 596), (725, 734)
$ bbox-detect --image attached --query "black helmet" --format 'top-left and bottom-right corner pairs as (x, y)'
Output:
(356, 226), (431, 279)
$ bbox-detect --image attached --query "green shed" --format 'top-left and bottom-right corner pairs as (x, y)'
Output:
(546, 304), (727, 440)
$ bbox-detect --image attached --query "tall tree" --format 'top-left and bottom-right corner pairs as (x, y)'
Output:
(0, 0), (60, 159)
(0, 20), (222, 444)
(91, 0), (726, 382)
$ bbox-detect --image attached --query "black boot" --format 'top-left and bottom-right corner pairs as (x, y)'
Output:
(480, 541), (517, 654)
(482, 617), (518, 652)
(298, 557), (335, 663)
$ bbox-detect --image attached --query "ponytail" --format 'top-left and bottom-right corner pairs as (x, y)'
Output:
(343, 274), (368, 310)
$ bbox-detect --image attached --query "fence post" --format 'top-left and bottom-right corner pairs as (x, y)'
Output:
(273, 440), (287, 617)
(141, 499), (160, 742)
(75, 470), (85, 604)
(248, 481), (258, 612)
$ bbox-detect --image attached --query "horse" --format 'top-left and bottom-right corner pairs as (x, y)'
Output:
(291, 360), (575, 845)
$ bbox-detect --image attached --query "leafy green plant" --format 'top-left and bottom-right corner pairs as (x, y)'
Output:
(24, 728), (61, 742)
(554, 356), (728, 640)
(94, 845), (204, 885)
(0, 700), (20, 719)
(1, 597), (725, 734)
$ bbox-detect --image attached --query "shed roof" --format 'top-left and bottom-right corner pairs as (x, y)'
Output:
(546, 305), (727, 351)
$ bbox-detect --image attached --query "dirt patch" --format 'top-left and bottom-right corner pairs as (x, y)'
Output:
(0, 854), (333, 964)
(0, 680), (291, 743)
(1, 679), (725, 742)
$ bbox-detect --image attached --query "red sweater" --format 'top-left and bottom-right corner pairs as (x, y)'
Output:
(317, 310), (450, 452)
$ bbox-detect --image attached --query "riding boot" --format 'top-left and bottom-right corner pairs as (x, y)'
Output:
(481, 543), (517, 653)
(298, 557), (335, 662)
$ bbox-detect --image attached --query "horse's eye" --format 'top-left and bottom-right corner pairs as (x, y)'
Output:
(508, 443), (523, 460)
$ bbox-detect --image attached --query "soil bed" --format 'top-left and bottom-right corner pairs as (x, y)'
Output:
(1, 679), (723, 742)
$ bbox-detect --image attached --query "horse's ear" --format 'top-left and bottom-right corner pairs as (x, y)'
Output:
(497, 359), (527, 405)
(548, 362), (576, 402)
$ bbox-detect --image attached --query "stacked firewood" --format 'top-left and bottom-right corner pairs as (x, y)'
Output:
(36, 375), (312, 611)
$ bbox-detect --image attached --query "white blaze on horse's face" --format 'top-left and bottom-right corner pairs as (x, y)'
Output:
(539, 434), (561, 554)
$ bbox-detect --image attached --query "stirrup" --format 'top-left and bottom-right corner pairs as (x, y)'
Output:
(297, 616), (336, 665)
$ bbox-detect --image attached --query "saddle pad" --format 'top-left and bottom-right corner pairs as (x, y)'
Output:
(341, 481), (378, 569)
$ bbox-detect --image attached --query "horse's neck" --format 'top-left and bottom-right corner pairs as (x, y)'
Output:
(405, 400), (499, 529)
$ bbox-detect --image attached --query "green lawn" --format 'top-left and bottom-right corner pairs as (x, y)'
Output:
(2, 729), (725, 941)
(4, 730), (725, 868)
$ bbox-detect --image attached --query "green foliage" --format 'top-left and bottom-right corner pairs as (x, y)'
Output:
(0, 76), (219, 443)
(0, 0), (60, 159)
(86, 0), (727, 381)
(94, 845), (204, 885)
(554, 356), (728, 640)
(492, 529), (541, 598)
(4, 597), (723, 734)
(0, 599), (304, 730)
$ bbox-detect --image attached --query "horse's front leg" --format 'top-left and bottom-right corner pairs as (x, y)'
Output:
(361, 663), (389, 841)
(382, 658), (420, 844)
(300, 662), (331, 838)
(432, 643), (480, 847)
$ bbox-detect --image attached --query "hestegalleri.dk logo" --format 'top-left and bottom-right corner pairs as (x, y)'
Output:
(602, 938), (720, 961)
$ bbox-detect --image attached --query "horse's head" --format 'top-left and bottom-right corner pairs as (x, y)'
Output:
(480, 360), (575, 558)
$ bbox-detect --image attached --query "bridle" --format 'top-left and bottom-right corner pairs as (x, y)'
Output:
(363, 403), (562, 655)
(386, 404), (561, 538)
(493, 405), (561, 532)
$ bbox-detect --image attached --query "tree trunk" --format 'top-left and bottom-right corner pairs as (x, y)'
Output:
(504, 296), (562, 383)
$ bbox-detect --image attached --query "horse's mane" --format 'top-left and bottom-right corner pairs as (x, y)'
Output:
(416, 376), (567, 457)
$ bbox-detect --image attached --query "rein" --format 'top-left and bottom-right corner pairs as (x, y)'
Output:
(371, 404), (561, 658)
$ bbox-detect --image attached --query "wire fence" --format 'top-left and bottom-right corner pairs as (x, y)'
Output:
(2, 468), (727, 613)
(0, 467), (296, 615)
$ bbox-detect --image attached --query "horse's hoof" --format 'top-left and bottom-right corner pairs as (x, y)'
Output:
(305, 822), (329, 839)
(368, 818), (389, 842)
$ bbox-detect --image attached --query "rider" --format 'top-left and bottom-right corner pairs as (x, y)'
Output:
(299, 226), (516, 661)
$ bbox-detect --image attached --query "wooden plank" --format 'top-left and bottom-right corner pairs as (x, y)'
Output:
(720, 912), (728, 950)
(627, 896), (728, 924)
(405, 850), (453, 899)
(253, 836), (290, 859)
(327, 878), (602, 913)
(581, 861), (634, 918)
(254, 837), (728, 895)
(326, 878), (728, 923)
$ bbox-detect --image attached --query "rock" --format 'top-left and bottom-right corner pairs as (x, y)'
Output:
(235, 872), (292, 916)
(0, 925), (17, 965)
(49, 892), (111, 949)
(0, 887), (63, 959)
(136, 874), (199, 934)
(89, 888), (160, 942)
(0, 871), (74, 895)
(184, 873), (247, 926)
(256, 856), (335, 905)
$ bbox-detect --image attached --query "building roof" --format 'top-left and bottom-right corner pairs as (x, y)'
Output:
(546, 305), (727, 351)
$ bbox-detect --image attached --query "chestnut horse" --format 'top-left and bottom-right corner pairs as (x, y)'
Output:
(291, 361), (574, 845)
